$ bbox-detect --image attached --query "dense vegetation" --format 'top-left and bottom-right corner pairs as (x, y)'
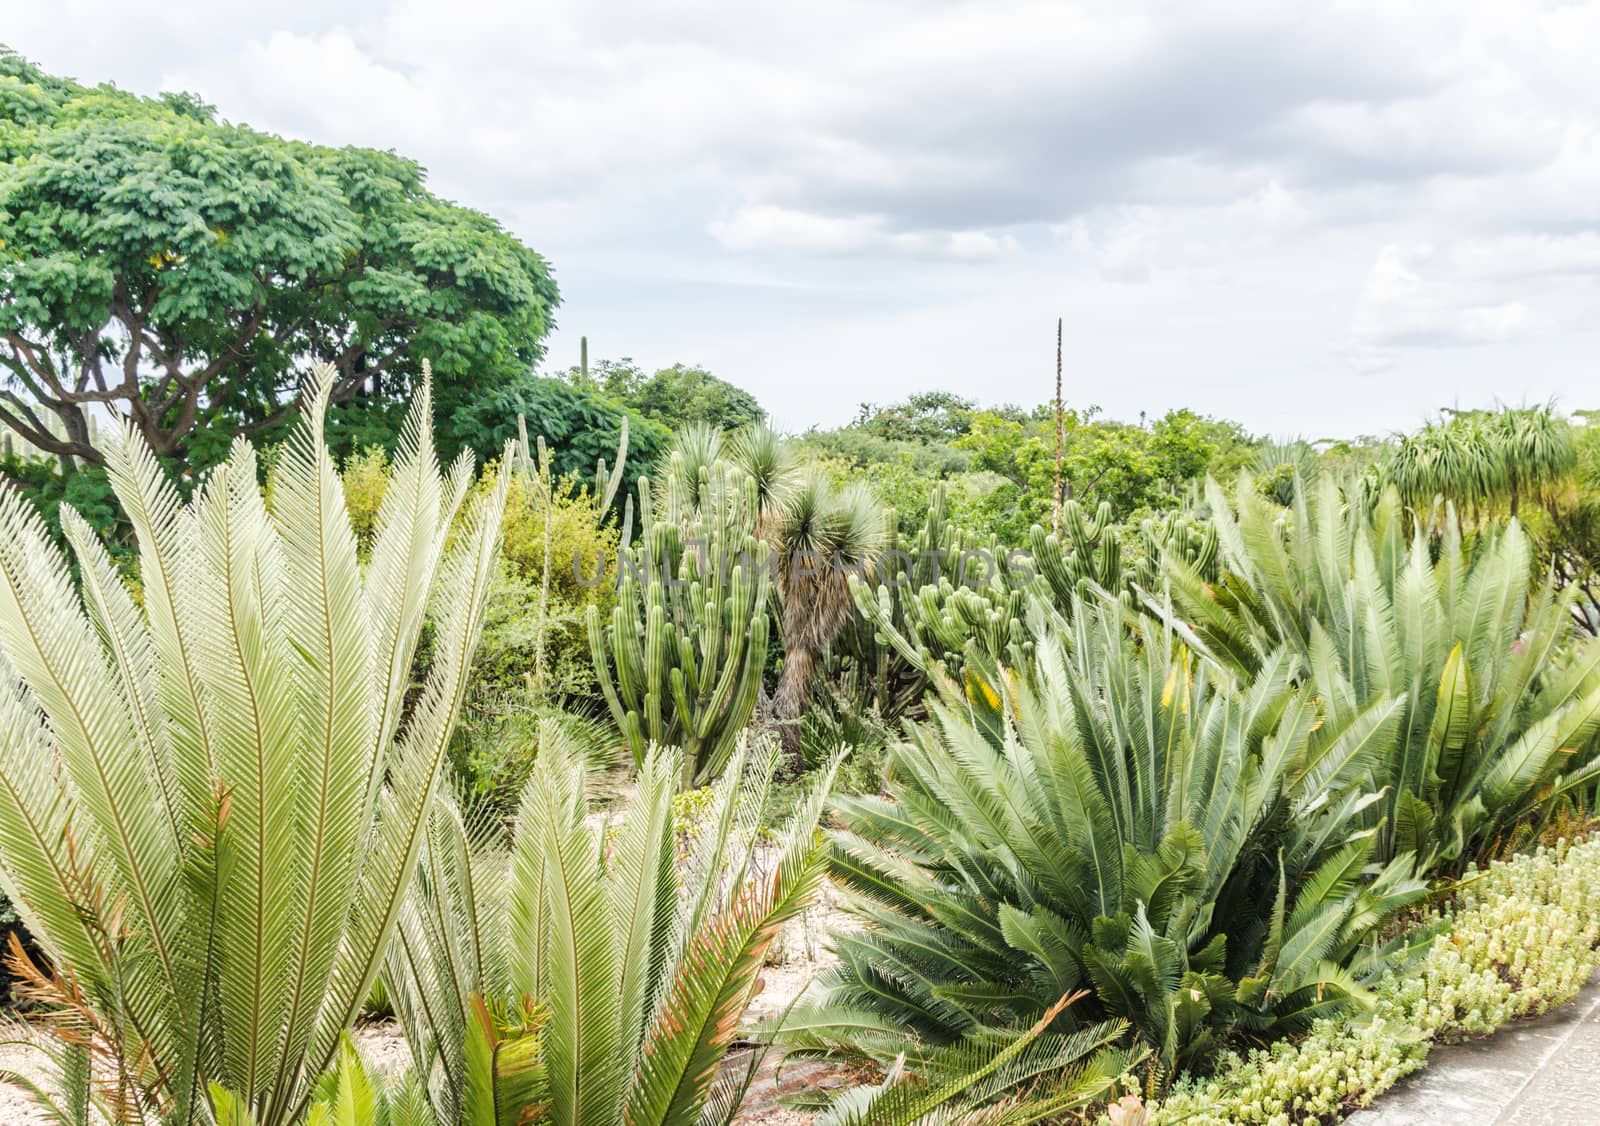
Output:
(4, 47), (1600, 1126)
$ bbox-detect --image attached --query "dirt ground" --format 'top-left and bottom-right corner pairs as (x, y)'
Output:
(0, 890), (858, 1124)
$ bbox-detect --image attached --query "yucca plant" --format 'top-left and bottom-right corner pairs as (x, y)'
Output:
(769, 473), (890, 767)
(1149, 473), (1600, 867)
(377, 733), (838, 1126)
(0, 366), (510, 1125)
(805, 599), (1429, 1083)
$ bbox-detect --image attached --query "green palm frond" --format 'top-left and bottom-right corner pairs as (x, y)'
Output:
(803, 596), (1423, 1085)
(1149, 470), (1600, 868)
(0, 364), (510, 1126)
(379, 735), (840, 1126)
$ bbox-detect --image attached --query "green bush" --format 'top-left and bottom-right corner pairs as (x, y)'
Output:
(1134, 835), (1600, 1125)
(1152, 473), (1600, 870)
(338, 445), (393, 555)
(806, 601), (1429, 1083)
(444, 466), (622, 803)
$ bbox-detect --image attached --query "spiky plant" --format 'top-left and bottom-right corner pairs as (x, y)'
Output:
(770, 474), (889, 766)
(0, 366), (510, 1125)
(656, 422), (726, 516)
(589, 461), (772, 786)
(376, 733), (839, 1126)
(1387, 405), (1575, 519)
(787, 991), (1137, 1125)
(1149, 473), (1600, 868)
(805, 599), (1429, 1082)
(1253, 439), (1320, 507)
(726, 421), (802, 531)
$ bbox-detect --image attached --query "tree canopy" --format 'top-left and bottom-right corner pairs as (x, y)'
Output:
(560, 355), (765, 432)
(0, 46), (559, 469)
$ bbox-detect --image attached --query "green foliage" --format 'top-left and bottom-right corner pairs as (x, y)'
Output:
(338, 447), (393, 557)
(1533, 412), (1600, 634)
(832, 485), (975, 718)
(808, 602), (1430, 1083)
(588, 460), (771, 787)
(853, 391), (983, 444)
(849, 492), (1217, 698)
(446, 419), (627, 808)
(767, 469), (891, 764)
(477, 378), (668, 514)
(378, 738), (839, 1126)
(1253, 439), (1321, 506)
(850, 506), (1035, 686)
(0, 48), (558, 470)
(1152, 474), (1600, 868)
(954, 406), (1255, 541)
(1136, 835), (1600, 1126)
(0, 369), (509, 1125)
(1386, 404), (1576, 517)
(631, 363), (765, 431)
(788, 991), (1137, 1124)
(498, 466), (620, 608)
(559, 355), (765, 433)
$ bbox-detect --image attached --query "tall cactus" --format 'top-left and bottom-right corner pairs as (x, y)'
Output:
(588, 458), (771, 787)
(1130, 511), (1219, 590)
(1029, 498), (1123, 607)
(850, 486), (1037, 689)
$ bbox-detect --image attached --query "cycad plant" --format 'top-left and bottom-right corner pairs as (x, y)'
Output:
(807, 600), (1429, 1082)
(0, 367), (510, 1125)
(376, 734), (838, 1126)
(1150, 474), (1600, 867)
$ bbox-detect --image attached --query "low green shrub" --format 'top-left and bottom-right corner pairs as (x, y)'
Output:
(1126, 835), (1600, 1126)
(807, 602), (1431, 1083)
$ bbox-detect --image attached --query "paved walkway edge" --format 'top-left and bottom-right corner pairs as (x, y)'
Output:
(1345, 967), (1600, 1124)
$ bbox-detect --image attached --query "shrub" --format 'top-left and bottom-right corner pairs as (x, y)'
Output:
(376, 737), (840, 1126)
(804, 601), (1429, 1083)
(1135, 835), (1600, 1125)
(338, 445), (392, 555)
(0, 370), (509, 1125)
(1152, 473), (1600, 869)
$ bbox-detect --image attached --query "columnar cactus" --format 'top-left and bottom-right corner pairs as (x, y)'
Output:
(851, 486), (1036, 686)
(1130, 512), (1219, 590)
(588, 459), (771, 787)
(1030, 498), (1123, 607)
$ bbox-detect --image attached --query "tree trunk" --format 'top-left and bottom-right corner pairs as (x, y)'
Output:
(771, 646), (816, 777)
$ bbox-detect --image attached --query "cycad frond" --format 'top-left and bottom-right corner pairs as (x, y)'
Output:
(0, 364), (510, 1126)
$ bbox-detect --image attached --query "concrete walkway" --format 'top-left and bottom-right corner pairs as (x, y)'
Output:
(1347, 968), (1600, 1124)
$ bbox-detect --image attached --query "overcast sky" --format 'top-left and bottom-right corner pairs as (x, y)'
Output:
(6, 1), (1600, 439)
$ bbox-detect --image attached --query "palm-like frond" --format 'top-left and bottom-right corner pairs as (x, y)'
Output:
(800, 597), (1422, 1082)
(380, 736), (841, 1126)
(1147, 471), (1600, 868)
(0, 365), (510, 1126)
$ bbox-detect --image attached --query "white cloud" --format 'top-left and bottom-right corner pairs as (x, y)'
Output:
(708, 206), (1018, 260)
(1345, 243), (1555, 373)
(7, 0), (1600, 432)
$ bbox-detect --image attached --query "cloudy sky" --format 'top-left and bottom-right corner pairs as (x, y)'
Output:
(6, 0), (1600, 438)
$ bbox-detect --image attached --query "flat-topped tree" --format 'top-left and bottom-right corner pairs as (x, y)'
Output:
(0, 48), (557, 470)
